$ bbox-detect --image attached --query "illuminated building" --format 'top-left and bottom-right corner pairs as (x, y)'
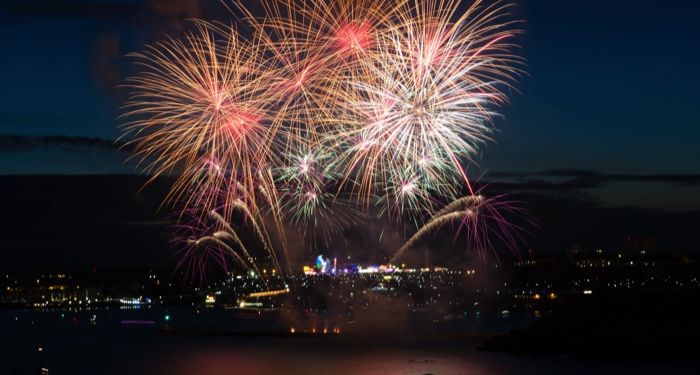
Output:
(315, 255), (332, 273)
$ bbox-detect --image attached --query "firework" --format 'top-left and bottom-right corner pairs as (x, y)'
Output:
(123, 0), (527, 277)
(121, 22), (288, 212)
(325, 0), (522, 211)
(276, 146), (363, 249)
(375, 169), (435, 227)
(277, 147), (336, 185)
(173, 209), (254, 284)
(391, 192), (531, 263)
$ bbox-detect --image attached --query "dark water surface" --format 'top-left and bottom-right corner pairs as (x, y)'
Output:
(2, 308), (698, 374)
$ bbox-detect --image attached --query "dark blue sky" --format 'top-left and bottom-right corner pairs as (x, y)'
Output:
(490, 0), (700, 175)
(1, 0), (699, 208)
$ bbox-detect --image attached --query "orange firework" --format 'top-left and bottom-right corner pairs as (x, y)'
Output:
(228, 0), (410, 141)
(121, 21), (287, 213)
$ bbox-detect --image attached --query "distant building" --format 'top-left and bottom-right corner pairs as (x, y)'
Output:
(315, 255), (332, 273)
(623, 237), (657, 257)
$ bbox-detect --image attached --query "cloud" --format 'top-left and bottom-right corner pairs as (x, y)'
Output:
(0, 134), (127, 153)
(0, 134), (137, 174)
(534, 169), (604, 178)
(486, 169), (700, 191)
(482, 169), (700, 213)
(487, 177), (599, 191)
(603, 173), (700, 186)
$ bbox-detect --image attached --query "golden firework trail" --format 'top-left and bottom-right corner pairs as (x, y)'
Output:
(209, 210), (264, 275)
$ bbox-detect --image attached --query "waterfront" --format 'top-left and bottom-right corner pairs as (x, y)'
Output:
(3, 307), (699, 374)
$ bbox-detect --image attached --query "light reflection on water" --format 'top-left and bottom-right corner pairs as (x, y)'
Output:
(1, 308), (697, 374)
(147, 345), (499, 375)
(140, 337), (698, 375)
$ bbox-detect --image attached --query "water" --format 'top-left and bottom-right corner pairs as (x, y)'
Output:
(2, 307), (698, 374)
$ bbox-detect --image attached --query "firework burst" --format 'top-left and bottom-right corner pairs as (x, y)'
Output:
(326, 0), (522, 211)
(123, 0), (527, 277)
(121, 22), (288, 212)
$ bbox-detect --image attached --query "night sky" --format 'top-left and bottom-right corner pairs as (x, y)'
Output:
(1, 0), (699, 271)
